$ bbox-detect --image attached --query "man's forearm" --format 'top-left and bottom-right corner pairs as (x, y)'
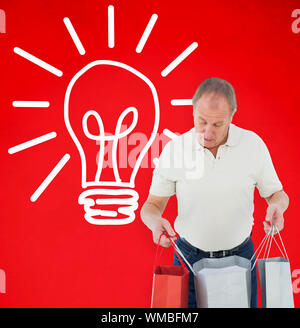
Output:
(140, 202), (162, 231)
(266, 190), (289, 213)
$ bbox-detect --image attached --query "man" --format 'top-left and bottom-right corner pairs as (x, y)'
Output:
(140, 77), (289, 308)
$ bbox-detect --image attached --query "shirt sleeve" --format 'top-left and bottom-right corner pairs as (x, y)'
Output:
(255, 136), (283, 198)
(149, 141), (176, 197)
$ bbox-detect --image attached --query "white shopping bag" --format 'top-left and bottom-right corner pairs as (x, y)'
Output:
(193, 256), (251, 308)
(254, 226), (294, 308)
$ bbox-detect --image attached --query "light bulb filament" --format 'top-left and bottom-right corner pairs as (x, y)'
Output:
(82, 106), (138, 182)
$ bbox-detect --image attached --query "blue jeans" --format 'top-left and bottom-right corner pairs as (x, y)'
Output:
(173, 236), (257, 308)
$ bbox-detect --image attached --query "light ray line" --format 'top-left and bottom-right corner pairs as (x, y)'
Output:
(63, 17), (86, 55)
(108, 5), (115, 48)
(163, 128), (179, 140)
(30, 154), (70, 202)
(171, 99), (192, 106)
(161, 42), (198, 77)
(8, 132), (57, 154)
(136, 14), (158, 53)
(13, 47), (63, 77)
(12, 101), (50, 108)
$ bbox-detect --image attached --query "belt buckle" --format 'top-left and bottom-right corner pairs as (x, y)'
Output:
(210, 250), (226, 258)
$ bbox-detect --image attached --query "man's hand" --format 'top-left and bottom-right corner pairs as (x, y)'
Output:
(152, 218), (177, 247)
(263, 203), (284, 234)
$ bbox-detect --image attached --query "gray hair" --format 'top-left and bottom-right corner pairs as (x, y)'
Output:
(192, 77), (237, 116)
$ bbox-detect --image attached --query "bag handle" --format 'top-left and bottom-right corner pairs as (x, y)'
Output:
(250, 231), (271, 271)
(153, 233), (192, 275)
(153, 233), (165, 272)
(264, 225), (289, 261)
(251, 225), (290, 271)
(273, 225), (290, 262)
(168, 235), (197, 276)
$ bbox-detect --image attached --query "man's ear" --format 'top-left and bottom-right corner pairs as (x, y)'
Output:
(229, 108), (236, 122)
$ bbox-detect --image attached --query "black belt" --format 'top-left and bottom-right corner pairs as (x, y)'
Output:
(180, 234), (251, 258)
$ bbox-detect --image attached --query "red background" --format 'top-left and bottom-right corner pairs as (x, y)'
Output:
(0, 0), (300, 307)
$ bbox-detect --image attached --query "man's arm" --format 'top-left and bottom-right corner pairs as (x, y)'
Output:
(264, 190), (289, 233)
(265, 190), (289, 212)
(141, 194), (177, 247)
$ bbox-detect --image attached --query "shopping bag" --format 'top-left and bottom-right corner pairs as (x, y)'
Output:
(193, 256), (251, 308)
(151, 234), (189, 308)
(255, 226), (294, 308)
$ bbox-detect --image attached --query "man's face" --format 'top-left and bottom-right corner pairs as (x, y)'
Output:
(193, 92), (233, 149)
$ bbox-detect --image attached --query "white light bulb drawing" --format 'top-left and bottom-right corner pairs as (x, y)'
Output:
(8, 6), (198, 226)
(64, 60), (159, 225)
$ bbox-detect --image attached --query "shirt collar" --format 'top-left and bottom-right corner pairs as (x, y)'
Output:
(193, 123), (240, 150)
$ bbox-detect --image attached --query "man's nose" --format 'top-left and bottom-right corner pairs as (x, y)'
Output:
(204, 125), (215, 138)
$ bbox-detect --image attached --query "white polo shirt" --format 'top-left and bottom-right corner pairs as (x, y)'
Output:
(149, 123), (283, 251)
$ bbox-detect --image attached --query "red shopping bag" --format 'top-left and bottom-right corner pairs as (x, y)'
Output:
(151, 233), (189, 308)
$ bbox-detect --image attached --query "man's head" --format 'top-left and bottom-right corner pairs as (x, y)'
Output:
(192, 77), (237, 149)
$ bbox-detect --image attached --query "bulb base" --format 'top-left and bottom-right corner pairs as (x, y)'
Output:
(78, 188), (139, 225)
